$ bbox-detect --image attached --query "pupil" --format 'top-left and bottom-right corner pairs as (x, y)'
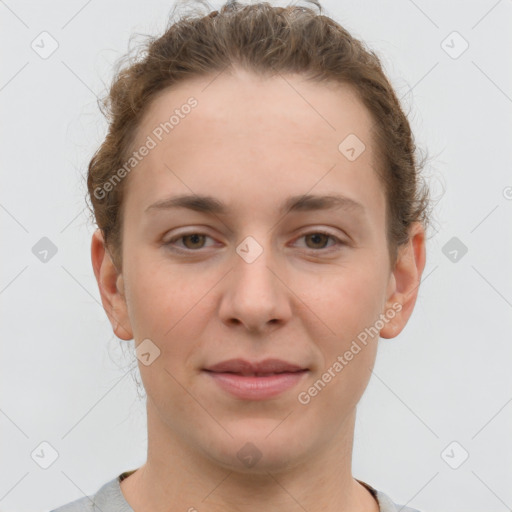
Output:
(308, 233), (327, 248)
(182, 233), (328, 250)
(185, 234), (204, 248)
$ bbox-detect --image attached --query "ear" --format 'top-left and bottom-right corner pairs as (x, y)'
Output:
(91, 228), (133, 340)
(380, 222), (426, 339)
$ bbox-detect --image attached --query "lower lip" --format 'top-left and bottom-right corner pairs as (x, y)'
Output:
(204, 370), (308, 400)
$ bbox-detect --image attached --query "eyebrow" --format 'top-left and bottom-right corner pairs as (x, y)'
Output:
(145, 193), (365, 216)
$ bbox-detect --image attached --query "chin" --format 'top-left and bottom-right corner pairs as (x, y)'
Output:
(197, 419), (311, 474)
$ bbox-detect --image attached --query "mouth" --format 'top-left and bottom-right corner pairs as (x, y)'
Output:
(202, 358), (309, 400)
(204, 358), (307, 374)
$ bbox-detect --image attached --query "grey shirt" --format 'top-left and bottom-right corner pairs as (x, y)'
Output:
(49, 471), (421, 512)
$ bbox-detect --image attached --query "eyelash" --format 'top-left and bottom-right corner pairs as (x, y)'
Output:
(163, 230), (346, 254)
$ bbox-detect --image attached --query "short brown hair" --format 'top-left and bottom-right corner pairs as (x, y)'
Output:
(86, 0), (430, 269)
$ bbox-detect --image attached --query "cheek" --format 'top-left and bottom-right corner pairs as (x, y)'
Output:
(124, 266), (174, 340)
(296, 268), (385, 416)
(124, 255), (217, 361)
(124, 260), (213, 402)
(293, 260), (387, 396)
(296, 261), (388, 337)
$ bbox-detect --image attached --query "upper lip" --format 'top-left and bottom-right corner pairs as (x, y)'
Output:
(204, 358), (307, 375)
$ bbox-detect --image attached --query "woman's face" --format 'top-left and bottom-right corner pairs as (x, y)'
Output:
(93, 68), (424, 471)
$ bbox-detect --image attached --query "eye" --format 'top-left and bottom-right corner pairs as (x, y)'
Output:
(163, 229), (346, 254)
(294, 231), (345, 251)
(164, 232), (216, 252)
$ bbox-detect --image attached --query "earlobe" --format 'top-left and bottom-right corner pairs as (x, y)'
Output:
(91, 229), (134, 341)
(380, 222), (426, 339)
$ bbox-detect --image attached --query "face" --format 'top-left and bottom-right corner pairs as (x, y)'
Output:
(92, 68), (425, 473)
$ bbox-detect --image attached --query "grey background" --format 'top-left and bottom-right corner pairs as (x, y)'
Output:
(1, 0), (511, 510)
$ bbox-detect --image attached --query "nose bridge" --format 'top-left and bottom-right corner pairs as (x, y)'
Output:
(233, 233), (279, 299)
(219, 233), (291, 330)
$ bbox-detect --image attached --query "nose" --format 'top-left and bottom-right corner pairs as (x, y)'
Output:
(218, 238), (292, 333)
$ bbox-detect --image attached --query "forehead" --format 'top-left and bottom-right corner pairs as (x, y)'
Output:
(134, 68), (375, 152)
(123, 69), (383, 217)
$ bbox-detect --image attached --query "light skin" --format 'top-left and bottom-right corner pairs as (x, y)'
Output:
(91, 68), (426, 512)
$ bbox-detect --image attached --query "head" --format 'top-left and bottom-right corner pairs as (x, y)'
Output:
(90, 0), (429, 472)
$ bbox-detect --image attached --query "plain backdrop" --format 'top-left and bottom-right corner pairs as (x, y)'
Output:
(1, 1), (511, 511)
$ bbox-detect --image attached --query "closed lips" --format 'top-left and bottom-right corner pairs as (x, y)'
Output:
(203, 358), (310, 400)
(203, 358), (308, 375)
(207, 371), (307, 376)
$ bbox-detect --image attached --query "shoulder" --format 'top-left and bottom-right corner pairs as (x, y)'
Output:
(375, 489), (423, 512)
(357, 479), (423, 512)
(49, 474), (133, 512)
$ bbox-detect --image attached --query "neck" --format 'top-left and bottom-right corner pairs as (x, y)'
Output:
(120, 401), (379, 512)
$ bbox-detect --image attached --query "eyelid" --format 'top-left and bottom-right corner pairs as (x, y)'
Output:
(290, 228), (347, 250)
(163, 230), (218, 252)
(163, 227), (348, 254)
